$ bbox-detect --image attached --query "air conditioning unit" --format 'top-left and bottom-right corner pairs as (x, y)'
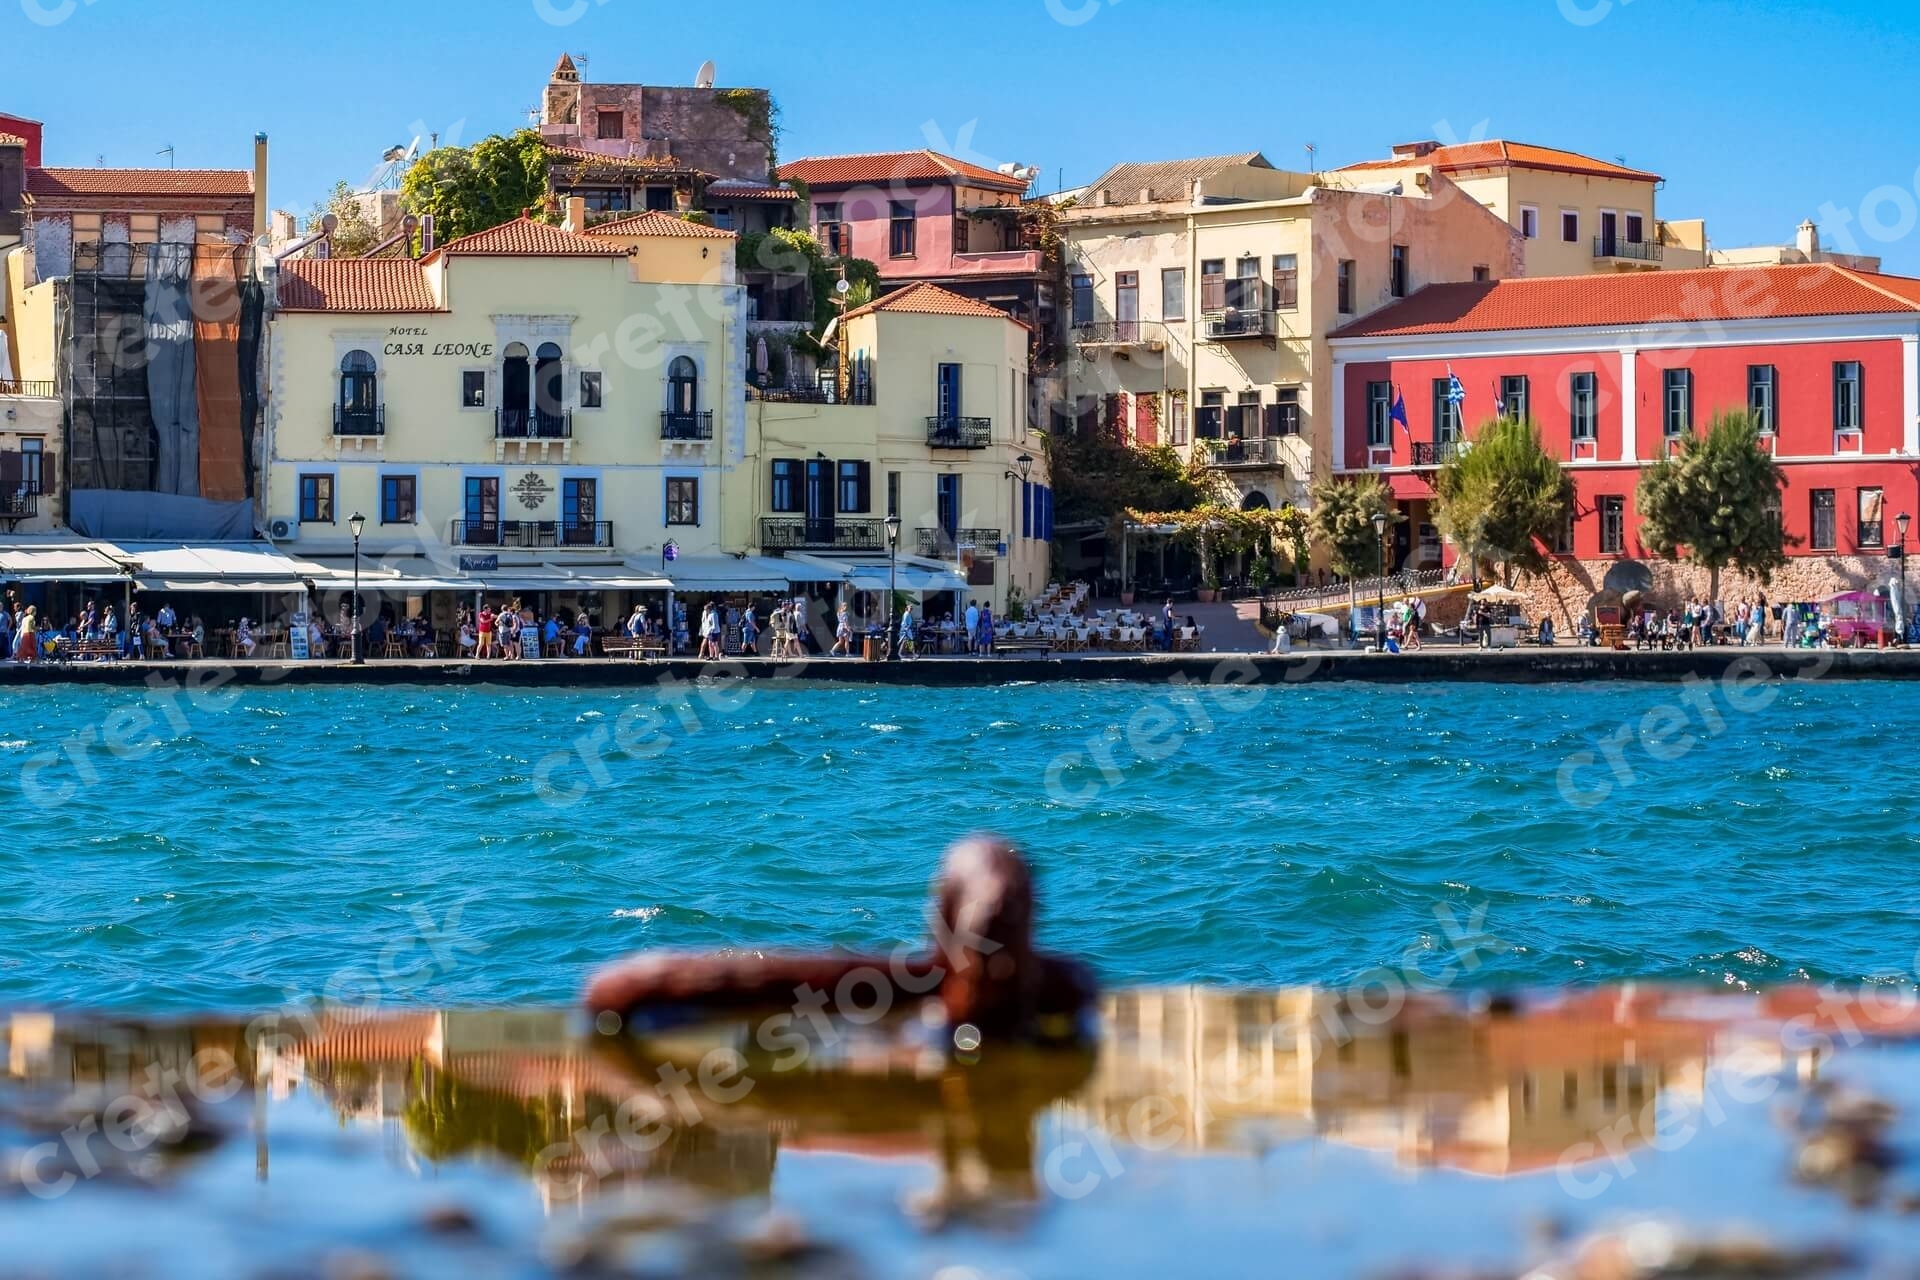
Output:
(267, 518), (298, 540)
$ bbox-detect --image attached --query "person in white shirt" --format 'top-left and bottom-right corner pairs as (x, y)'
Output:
(964, 600), (981, 652)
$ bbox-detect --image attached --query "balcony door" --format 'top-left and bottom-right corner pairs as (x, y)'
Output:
(464, 475), (499, 545)
(535, 343), (565, 437)
(339, 350), (377, 432)
(1114, 272), (1138, 342)
(804, 458), (836, 545)
(563, 477), (597, 545)
(937, 474), (961, 538)
(501, 344), (531, 438)
(936, 363), (962, 421)
(1599, 211), (1618, 258)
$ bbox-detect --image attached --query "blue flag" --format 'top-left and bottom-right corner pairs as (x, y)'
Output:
(1446, 366), (1467, 407)
(1389, 388), (1410, 434)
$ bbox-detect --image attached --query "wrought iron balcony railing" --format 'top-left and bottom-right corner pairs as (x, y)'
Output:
(1410, 441), (1461, 468)
(333, 404), (384, 437)
(0, 379), (55, 398)
(1211, 437), (1283, 468)
(660, 410), (714, 440)
(916, 527), (1002, 558)
(1071, 321), (1166, 350)
(760, 517), (885, 554)
(1594, 236), (1662, 262)
(496, 407), (573, 440)
(451, 520), (612, 548)
(1202, 309), (1277, 340)
(926, 416), (991, 449)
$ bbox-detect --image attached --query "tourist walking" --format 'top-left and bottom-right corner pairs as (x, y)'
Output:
(831, 603), (853, 657)
(12, 605), (35, 663)
(964, 599), (980, 652)
(740, 603), (759, 656)
(477, 604), (495, 659)
(976, 604), (995, 656)
(698, 601), (720, 660)
(897, 603), (917, 658)
(1161, 599), (1175, 651)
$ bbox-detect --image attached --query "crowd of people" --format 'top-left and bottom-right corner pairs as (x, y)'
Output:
(0, 592), (216, 662)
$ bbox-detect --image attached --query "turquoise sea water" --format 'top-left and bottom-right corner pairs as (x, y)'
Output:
(2, 676), (1915, 1009)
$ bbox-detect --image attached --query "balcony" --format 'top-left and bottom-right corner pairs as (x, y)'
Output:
(1410, 441), (1461, 468)
(949, 247), (1044, 276)
(1593, 236), (1663, 263)
(1071, 321), (1166, 353)
(660, 410), (714, 441)
(926, 416), (991, 449)
(760, 517), (885, 555)
(916, 527), (1002, 559)
(751, 373), (876, 406)
(1202, 308), (1277, 341)
(451, 520), (612, 549)
(0, 379), (55, 398)
(333, 404), (385, 437)
(1211, 437), (1284, 469)
(0, 489), (37, 531)
(496, 407), (573, 440)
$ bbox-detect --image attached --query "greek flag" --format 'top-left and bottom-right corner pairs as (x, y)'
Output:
(1446, 366), (1467, 407)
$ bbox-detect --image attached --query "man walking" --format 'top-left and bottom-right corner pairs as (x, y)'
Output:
(964, 599), (981, 653)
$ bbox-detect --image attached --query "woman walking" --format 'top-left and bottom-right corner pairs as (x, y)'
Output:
(831, 603), (853, 657)
(13, 605), (36, 663)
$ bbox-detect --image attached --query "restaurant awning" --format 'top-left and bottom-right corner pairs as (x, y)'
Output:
(0, 541), (130, 583)
(808, 557), (969, 593)
(118, 541), (309, 592)
(136, 578), (307, 593)
(1386, 473), (1436, 501)
(664, 555), (813, 591)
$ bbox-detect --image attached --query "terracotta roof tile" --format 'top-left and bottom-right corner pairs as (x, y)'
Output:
(585, 210), (736, 239)
(1084, 152), (1272, 206)
(1338, 140), (1659, 183)
(277, 258), (441, 313)
(705, 178), (798, 202)
(841, 281), (1014, 322)
(779, 150), (1028, 192)
(25, 167), (254, 197)
(429, 216), (629, 259)
(1328, 264), (1920, 339)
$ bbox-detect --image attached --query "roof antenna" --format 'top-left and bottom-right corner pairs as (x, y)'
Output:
(1304, 142), (1317, 175)
(157, 145), (175, 168)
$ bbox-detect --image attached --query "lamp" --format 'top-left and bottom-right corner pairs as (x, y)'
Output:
(1370, 510), (1389, 653)
(348, 512), (366, 665)
(1006, 452), (1035, 484)
(1898, 512), (1913, 646)
(884, 512), (902, 661)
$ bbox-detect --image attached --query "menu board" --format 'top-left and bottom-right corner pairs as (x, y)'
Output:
(289, 613), (310, 661)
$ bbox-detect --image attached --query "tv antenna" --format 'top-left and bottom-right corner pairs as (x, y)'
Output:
(157, 145), (175, 168)
(694, 59), (716, 89)
(1304, 142), (1317, 173)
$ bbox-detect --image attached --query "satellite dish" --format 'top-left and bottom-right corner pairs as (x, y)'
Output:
(694, 59), (716, 89)
(835, 279), (850, 295)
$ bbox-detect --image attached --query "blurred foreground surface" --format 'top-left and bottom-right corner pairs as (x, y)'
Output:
(6, 987), (1920, 1278)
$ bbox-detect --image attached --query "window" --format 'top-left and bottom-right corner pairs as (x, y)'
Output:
(579, 370), (603, 409)
(1366, 381), (1392, 447)
(464, 475), (499, 535)
(70, 213), (101, 242)
(1811, 489), (1836, 550)
(461, 370), (486, 408)
(1519, 206), (1539, 239)
(298, 474), (334, 524)
(888, 200), (916, 257)
(1625, 212), (1644, 244)
(953, 212), (969, 254)
(1196, 390), (1224, 440)
(1389, 244), (1409, 298)
(1599, 495), (1625, 554)
(1500, 374), (1529, 422)
(1834, 361), (1863, 432)
(1161, 268), (1186, 322)
(666, 476), (700, 525)
(1272, 254), (1298, 310)
(563, 477), (597, 539)
(380, 475), (416, 524)
(1231, 390), (1261, 438)
(1561, 210), (1580, 243)
(1169, 392), (1189, 446)
(1271, 387), (1301, 437)
(1570, 372), (1597, 441)
(1748, 365), (1776, 433)
(1859, 488), (1885, 547)
(706, 208), (733, 231)
(1114, 271), (1139, 337)
(129, 214), (159, 245)
(19, 438), (42, 496)
(816, 203), (845, 256)
(837, 459), (871, 513)
(1764, 489), (1784, 548)
(668, 355), (698, 415)
(1071, 273), (1094, 326)
(936, 474), (961, 536)
(596, 110), (624, 140)
(886, 470), (900, 519)
(339, 349), (377, 417)
(194, 214), (227, 243)
(643, 187), (674, 212)
(1662, 368), (1693, 437)
(1337, 259), (1355, 314)
(770, 459), (801, 513)
(1472, 265), (1491, 282)
(1431, 378), (1461, 443)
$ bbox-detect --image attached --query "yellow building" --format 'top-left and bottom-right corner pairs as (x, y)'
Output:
(747, 281), (1050, 618)
(1061, 152), (1521, 512)
(1331, 139), (1708, 275)
(0, 244), (60, 533)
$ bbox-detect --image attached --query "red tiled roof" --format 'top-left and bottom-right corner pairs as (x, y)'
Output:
(429, 216), (629, 259)
(586, 210), (736, 239)
(544, 144), (702, 174)
(1329, 264), (1920, 339)
(779, 150), (1029, 193)
(277, 258), (441, 313)
(706, 179), (798, 202)
(1338, 140), (1659, 184)
(25, 167), (254, 197)
(841, 280), (1014, 322)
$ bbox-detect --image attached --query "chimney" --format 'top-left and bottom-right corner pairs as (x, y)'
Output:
(1796, 219), (1819, 259)
(420, 213), (435, 256)
(252, 132), (269, 237)
(1093, 189), (1109, 208)
(1138, 187), (1153, 205)
(565, 195), (586, 233)
(1390, 140), (1439, 159)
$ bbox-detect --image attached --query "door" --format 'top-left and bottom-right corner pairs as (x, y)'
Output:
(464, 476), (499, 545)
(1599, 211), (1617, 258)
(804, 458), (835, 546)
(501, 344), (531, 437)
(535, 343), (565, 437)
(937, 474), (961, 538)
(937, 363), (962, 422)
(1114, 272), (1138, 342)
(563, 478), (597, 545)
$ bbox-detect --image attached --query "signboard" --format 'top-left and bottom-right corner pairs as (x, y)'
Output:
(289, 611), (310, 661)
(459, 555), (498, 572)
(522, 628), (541, 660)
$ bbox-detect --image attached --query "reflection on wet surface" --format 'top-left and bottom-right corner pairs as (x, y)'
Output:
(7, 988), (1920, 1277)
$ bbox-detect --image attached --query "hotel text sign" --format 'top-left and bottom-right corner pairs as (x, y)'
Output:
(384, 326), (494, 359)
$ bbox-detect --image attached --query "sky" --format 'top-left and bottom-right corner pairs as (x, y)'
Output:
(8, 0), (1920, 270)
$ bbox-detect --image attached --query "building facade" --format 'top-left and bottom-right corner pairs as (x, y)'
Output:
(1329, 264), (1920, 619)
(1061, 152), (1523, 512)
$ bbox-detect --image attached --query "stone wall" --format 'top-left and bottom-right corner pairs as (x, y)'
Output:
(1511, 555), (1902, 627)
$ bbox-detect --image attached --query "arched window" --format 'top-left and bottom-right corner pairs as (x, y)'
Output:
(668, 356), (698, 414)
(500, 343), (531, 438)
(534, 342), (565, 437)
(338, 350), (377, 434)
(1240, 490), (1271, 511)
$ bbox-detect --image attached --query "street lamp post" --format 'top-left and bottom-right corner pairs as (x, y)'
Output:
(1370, 510), (1388, 652)
(348, 512), (366, 665)
(1004, 450), (1035, 602)
(884, 512), (902, 660)
(1897, 511), (1912, 646)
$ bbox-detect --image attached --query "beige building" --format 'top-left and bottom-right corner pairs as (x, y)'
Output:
(1332, 139), (1703, 276)
(1709, 217), (1881, 271)
(748, 281), (1050, 616)
(1061, 152), (1521, 510)
(0, 244), (61, 533)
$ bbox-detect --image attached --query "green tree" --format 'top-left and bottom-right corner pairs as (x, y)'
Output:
(1636, 408), (1789, 595)
(1048, 435), (1216, 528)
(398, 130), (552, 243)
(304, 180), (383, 258)
(1432, 416), (1574, 585)
(1309, 474), (1399, 622)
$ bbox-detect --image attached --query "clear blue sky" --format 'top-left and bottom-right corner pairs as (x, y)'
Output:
(8, 0), (1920, 269)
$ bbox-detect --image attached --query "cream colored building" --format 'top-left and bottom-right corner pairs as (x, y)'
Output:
(747, 281), (1050, 616)
(1061, 152), (1521, 510)
(1710, 218), (1881, 271)
(0, 245), (61, 533)
(1331, 139), (1707, 275)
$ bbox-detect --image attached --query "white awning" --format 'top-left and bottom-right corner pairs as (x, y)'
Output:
(117, 541), (308, 590)
(796, 556), (969, 594)
(137, 578), (307, 594)
(0, 542), (129, 583)
(664, 555), (812, 591)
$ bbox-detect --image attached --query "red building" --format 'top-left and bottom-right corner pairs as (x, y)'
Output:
(1328, 264), (1920, 605)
